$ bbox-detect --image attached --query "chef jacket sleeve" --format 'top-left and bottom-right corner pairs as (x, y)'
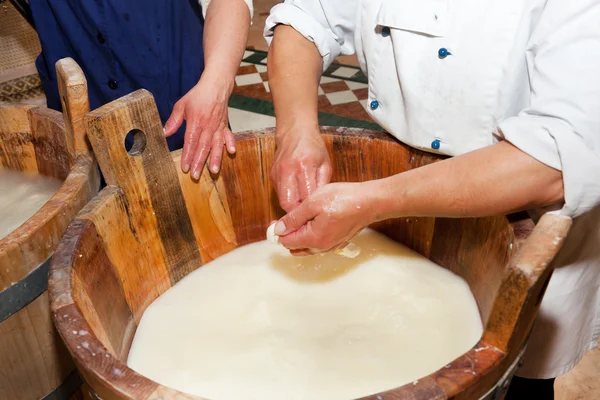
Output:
(496, 0), (600, 218)
(199, 0), (254, 19)
(264, 0), (358, 71)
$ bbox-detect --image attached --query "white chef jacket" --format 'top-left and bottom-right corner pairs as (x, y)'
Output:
(264, 0), (600, 379)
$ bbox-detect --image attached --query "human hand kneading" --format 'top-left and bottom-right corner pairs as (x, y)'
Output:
(269, 182), (375, 257)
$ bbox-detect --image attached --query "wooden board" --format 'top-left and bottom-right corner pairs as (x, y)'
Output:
(85, 90), (202, 286)
(56, 57), (92, 153)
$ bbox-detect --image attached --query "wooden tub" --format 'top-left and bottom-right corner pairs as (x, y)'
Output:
(0, 59), (99, 399)
(49, 90), (571, 400)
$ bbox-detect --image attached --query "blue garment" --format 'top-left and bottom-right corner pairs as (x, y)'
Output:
(31, 0), (205, 151)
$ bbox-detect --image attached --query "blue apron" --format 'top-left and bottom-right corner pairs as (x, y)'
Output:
(30, 0), (205, 151)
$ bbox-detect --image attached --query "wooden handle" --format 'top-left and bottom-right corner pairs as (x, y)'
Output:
(483, 213), (572, 353)
(56, 57), (91, 154)
(84, 89), (202, 283)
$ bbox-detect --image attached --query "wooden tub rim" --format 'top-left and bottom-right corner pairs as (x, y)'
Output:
(49, 129), (573, 400)
(0, 151), (95, 247)
(0, 103), (99, 313)
(0, 151), (96, 320)
(0, 104), (99, 288)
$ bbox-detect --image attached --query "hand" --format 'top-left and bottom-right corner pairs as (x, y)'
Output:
(273, 182), (377, 255)
(271, 128), (332, 212)
(164, 75), (236, 179)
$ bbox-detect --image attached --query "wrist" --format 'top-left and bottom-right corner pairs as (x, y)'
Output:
(199, 68), (235, 99)
(363, 178), (403, 222)
(275, 121), (320, 144)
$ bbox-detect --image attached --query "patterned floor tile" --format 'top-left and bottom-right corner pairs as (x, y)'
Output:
(353, 88), (369, 100)
(237, 65), (258, 75)
(229, 107), (275, 133)
(235, 73), (263, 86)
(321, 81), (351, 94)
(320, 77), (341, 84)
(325, 90), (358, 105)
(360, 99), (370, 113)
(346, 81), (368, 90)
(233, 49), (375, 126)
(330, 66), (360, 78)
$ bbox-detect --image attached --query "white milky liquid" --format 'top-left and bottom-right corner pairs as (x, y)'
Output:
(128, 229), (483, 400)
(0, 169), (62, 240)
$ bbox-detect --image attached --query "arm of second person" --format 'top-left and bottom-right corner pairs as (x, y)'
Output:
(275, 141), (564, 252)
(165, 0), (251, 177)
(268, 25), (332, 212)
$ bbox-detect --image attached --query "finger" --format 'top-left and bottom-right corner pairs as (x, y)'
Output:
(223, 129), (236, 155)
(208, 130), (225, 174)
(275, 200), (317, 237)
(290, 249), (314, 257)
(296, 165), (317, 202)
(278, 222), (320, 250)
(181, 119), (203, 173)
(190, 131), (212, 180)
(164, 103), (185, 137)
(277, 171), (301, 213)
(316, 162), (332, 188)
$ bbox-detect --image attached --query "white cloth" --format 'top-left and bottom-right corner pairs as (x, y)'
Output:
(199, 0), (254, 19)
(264, 0), (600, 379)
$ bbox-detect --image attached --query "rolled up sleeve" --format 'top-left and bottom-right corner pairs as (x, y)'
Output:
(264, 0), (358, 71)
(497, 0), (600, 217)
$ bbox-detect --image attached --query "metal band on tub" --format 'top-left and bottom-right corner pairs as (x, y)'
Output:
(479, 344), (528, 400)
(0, 256), (52, 323)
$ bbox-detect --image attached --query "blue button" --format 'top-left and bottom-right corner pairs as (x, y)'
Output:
(370, 100), (379, 110)
(431, 139), (441, 150)
(381, 27), (391, 37)
(438, 48), (451, 59)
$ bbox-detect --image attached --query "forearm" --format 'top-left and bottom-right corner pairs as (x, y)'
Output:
(267, 25), (322, 139)
(202, 0), (250, 95)
(370, 141), (564, 219)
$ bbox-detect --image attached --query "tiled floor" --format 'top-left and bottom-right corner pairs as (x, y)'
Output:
(228, 49), (377, 133)
(228, 107), (275, 133)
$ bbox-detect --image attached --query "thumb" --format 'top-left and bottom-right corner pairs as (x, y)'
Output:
(275, 199), (317, 236)
(164, 103), (185, 137)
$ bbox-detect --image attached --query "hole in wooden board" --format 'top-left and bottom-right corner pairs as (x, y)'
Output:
(125, 129), (147, 156)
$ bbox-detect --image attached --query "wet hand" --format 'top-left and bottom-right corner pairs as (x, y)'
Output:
(273, 182), (376, 255)
(164, 76), (236, 179)
(271, 128), (332, 212)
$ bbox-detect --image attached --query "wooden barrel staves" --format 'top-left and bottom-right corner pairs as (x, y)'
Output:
(49, 90), (572, 400)
(0, 59), (99, 399)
